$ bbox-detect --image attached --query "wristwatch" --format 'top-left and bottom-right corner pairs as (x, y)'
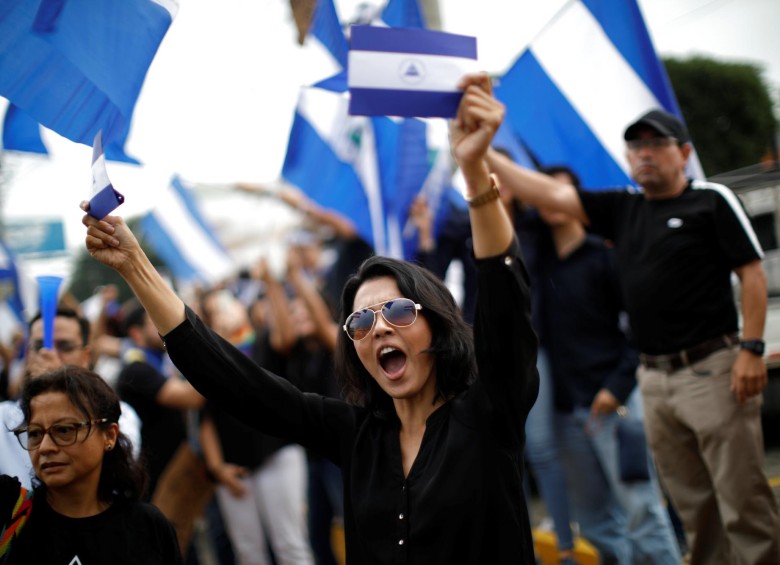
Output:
(740, 339), (765, 356)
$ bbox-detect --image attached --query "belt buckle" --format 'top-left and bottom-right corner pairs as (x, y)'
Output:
(656, 356), (676, 372)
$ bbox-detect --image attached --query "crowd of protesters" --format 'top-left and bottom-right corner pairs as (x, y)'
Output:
(1, 73), (779, 565)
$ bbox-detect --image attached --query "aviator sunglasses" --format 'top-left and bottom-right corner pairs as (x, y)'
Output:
(343, 298), (423, 341)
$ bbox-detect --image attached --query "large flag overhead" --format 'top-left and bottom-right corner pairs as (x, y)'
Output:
(2, 104), (141, 164)
(139, 176), (234, 286)
(0, 0), (177, 147)
(495, 0), (703, 188)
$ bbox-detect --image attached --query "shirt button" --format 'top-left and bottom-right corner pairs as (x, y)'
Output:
(399, 513), (404, 520)
(399, 540), (404, 546)
(504, 256), (513, 266)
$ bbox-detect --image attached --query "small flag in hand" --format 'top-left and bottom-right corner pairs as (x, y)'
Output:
(87, 131), (125, 219)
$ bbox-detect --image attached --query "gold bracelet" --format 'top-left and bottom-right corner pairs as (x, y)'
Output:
(466, 175), (500, 208)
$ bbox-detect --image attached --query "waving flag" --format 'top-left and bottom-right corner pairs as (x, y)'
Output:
(87, 131), (125, 220)
(0, 0), (177, 147)
(139, 176), (234, 285)
(2, 104), (47, 154)
(2, 103), (141, 164)
(496, 0), (703, 188)
(0, 241), (26, 326)
(285, 0), (439, 258)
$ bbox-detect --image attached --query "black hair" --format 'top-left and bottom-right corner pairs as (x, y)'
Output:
(29, 308), (90, 346)
(19, 366), (147, 502)
(120, 300), (147, 337)
(335, 256), (476, 414)
(540, 165), (582, 190)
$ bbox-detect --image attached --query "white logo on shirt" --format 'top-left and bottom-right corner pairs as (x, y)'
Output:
(667, 217), (683, 229)
(70, 557), (83, 565)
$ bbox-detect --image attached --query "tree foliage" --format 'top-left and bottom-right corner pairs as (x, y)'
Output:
(664, 56), (777, 175)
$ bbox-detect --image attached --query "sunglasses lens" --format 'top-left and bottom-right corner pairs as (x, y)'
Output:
(346, 309), (375, 341)
(383, 299), (417, 327)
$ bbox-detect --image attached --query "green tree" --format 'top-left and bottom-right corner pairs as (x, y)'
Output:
(664, 56), (777, 175)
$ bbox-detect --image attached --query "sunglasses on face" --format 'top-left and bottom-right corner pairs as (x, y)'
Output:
(30, 339), (80, 353)
(626, 137), (678, 151)
(14, 418), (108, 451)
(343, 298), (423, 342)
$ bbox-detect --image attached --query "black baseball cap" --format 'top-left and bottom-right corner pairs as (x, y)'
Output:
(623, 109), (690, 144)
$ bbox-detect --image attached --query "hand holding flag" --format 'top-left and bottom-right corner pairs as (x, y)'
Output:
(86, 131), (125, 220)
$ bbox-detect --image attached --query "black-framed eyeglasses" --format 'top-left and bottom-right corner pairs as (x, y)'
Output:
(626, 137), (678, 151)
(343, 298), (422, 342)
(29, 339), (80, 354)
(13, 418), (109, 451)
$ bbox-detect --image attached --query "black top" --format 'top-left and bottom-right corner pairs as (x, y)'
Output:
(162, 238), (539, 565)
(579, 180), (763, 354)
(207, 330), (291, 469)
(1, 478), (181, 565)
(117, 355), (185, 497)
(538, 234), (638, 411)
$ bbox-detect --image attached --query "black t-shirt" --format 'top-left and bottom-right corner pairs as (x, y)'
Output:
(538, 235), (638, 411)
(579, 180), (763, 354)
(117, 361), (185, 497)
(3, 487), (182, 564)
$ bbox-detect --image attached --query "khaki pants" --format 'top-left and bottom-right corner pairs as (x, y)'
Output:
(637, 347), (780, 564)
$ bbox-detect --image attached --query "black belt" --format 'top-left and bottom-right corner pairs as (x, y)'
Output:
(640, 333), (739, 372)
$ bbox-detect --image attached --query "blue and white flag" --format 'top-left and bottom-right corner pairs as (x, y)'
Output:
(139, 176), (234, 286)
(87, 131), (125, 220)
(2, 104), (47, 154)
(0, 240), (26, 326)
(348, 26), (478, 118)
(0, 0), (176, 147)
(496, 0), (703, 188)
(2, 103), (140, 163)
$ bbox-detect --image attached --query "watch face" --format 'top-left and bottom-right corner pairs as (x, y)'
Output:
(741, 340), (765, 355)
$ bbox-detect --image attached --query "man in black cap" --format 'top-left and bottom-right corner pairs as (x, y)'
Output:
(484, 108), (780, 563)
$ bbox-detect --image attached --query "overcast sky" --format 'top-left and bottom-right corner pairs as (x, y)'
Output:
(1, 0), (778, 266)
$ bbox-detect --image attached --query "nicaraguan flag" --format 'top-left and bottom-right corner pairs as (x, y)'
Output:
(496, 0), (703, 188)
(87, 131), (125, 220)
(2, 103), (141, 164)
(139, 176), (234, 286)
(348, 26), (478, 118)
(285, 0), (435, 258)
(0, 240), (26, 326)
(0, 0), (176, 147)
(2, 104), (47, 154)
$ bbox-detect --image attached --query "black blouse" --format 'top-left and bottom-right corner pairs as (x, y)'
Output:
(163, 238), (539, 564)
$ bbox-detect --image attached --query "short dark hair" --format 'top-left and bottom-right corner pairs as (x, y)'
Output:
(29, 308), (90, 346)
(19, 366), (147, 501)
(120, 301), (147, 337)
(335, 256), (476, 414)
(541, 165), (582, 190)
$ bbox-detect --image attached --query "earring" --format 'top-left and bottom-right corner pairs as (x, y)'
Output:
(106, 444), (113, 451)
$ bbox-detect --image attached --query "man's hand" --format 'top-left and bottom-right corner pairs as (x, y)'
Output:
(25, 348), (64, 380)
(731, 349), (767, 403)
(213, 463), (250, 498)
(590, 388), (620, 418)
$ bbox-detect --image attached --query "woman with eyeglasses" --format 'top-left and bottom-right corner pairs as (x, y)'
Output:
(81, 74), (540, 564)
(0, 366), (181, 564)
